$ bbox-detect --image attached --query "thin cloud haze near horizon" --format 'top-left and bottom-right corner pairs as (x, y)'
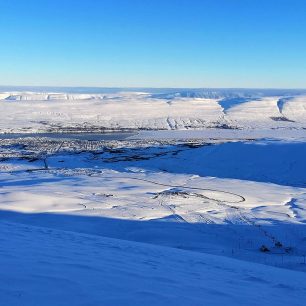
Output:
(0, 0), (305, 88)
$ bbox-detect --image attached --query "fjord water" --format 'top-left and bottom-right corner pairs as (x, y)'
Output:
(0, 132), (135, 141)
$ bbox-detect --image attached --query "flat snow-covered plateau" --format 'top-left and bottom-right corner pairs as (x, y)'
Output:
(1, 88), (306, 305)
(1, 88), (306, 132)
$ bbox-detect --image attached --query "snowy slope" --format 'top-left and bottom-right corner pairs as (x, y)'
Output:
(118, 140), (306, 187)
(226, 97), (281, 127)
(0, 90), (306, 132)
(1, 220), (306, 306)
(1, 88), (306, 304)
(282, 96), (306, 121)
(1, 139), (306, 270)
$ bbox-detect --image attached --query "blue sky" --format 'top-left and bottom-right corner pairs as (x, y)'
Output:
(0, 0), (305, 88)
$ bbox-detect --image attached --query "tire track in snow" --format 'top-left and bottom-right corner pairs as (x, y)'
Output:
(105, 176), (246, 204)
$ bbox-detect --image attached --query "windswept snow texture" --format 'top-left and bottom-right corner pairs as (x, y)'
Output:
(1, 220), (306, 306)
(1, 88), (306, 305)
(0, 88), (306, 132)
(1, 136), (306, 304)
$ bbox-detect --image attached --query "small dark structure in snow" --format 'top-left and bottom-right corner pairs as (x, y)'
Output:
(275, 241), (283, 248)
(260, 245), (270, 252)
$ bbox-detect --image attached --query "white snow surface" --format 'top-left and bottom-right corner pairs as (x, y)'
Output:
(1, 137), (306, 304)
(1, 88), (306, 305)
(0, 90), (306, 132)
(1, 220), (306, 306)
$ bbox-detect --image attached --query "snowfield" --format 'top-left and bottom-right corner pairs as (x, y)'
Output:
(0, 89), (306, 132)
(1, 221), (306, 306)
(0, 88), (306, 305)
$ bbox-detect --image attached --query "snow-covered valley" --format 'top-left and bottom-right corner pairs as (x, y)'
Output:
(1, 89), (306, 305)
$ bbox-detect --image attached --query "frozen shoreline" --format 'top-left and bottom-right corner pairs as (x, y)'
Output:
(131, 128), (306, 141)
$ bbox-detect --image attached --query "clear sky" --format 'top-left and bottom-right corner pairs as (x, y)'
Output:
(0, 0), (306, 88)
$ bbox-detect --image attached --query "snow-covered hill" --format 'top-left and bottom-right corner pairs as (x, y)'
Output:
(1, 88), (306, 304)
(0, 89), (305, 132)
(1, 138), (306, 270)
(1, 220), (306, 306)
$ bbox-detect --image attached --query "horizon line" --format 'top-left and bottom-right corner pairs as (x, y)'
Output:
(1, 85), (306, 91)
